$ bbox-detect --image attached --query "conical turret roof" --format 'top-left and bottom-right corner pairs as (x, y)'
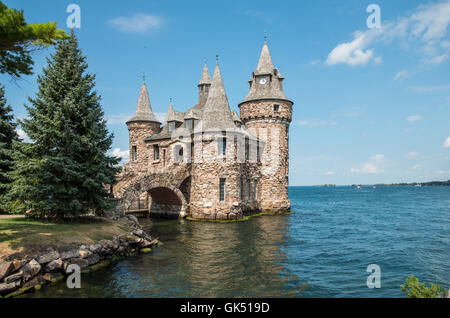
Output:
(165, 103), (183, 122)
(198, 63), (211, 85)
(240, 42), (291, 105)
(127, 83), (160, 124)
(254, 42), (275, 75)
(201, 63), (235, 131)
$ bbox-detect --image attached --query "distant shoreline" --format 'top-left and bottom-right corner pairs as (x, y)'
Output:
(290, 180), (450, 187)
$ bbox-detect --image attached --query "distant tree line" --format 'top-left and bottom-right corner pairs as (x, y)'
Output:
(373, 180), (450, 187)
(0, 2), (119, 219)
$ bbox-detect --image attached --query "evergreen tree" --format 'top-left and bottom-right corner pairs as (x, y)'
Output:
(11, 31), (120, 219)
(0, 85), (17, 213)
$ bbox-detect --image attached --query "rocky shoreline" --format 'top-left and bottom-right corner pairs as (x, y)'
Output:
(0, 214), (157, 298)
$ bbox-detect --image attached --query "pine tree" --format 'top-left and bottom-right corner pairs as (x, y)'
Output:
(11, 31), (120, 219)
(0, 85), (17, 213)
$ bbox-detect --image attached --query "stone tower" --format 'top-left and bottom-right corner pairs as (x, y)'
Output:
(126, 81), (161, 171)
(190, 61), (243, 220)
(198, 62), (211, 106)
(238, 41), (293, 213)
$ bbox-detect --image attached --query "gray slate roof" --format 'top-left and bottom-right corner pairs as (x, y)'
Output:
(240, 42), (290, 104)
(200, 63), (236, 131)
(126, 83), (161, 124)
(198, 63), (211, 85)
(166, 104), (184, 122)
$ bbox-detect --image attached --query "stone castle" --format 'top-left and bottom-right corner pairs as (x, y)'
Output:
(114, 41), (293, 220)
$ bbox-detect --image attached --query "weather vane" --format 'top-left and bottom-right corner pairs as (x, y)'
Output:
(264, 31), (267, 43)
(216, 54), (219, 63)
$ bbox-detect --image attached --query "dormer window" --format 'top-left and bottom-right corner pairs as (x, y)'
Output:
(168, 121), (175, 133)
(185, 119), (193, 131)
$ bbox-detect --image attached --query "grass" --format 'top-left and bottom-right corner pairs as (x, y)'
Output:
(0, 217), (130, 262)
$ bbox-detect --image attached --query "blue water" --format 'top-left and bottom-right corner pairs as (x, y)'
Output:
(26, 186), (450, 298)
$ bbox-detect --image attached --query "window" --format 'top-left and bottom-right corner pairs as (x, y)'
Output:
(274, 104), (280, 112)
(219, 178), (226, 202)
(245, 138), (249, 160)
(168, 121), (175, 133)
(185, 119), (193, 131)
(247, 179), (251, 199)
(153, 145), (160, 160)
(253, 180), (257, 199)
(218, 137), (226, 156)
(240, 178), (244, 200)
(132, 146), (137, 161)
(256, 141), (260, 162)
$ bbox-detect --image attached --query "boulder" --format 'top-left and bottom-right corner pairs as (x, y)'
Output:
(42, 272), (64, 283)
(4, 270), (23, 284)
(138, 239), (152, 248)
(22, 275), (44, 289)
(11, 260), (27, 272)
(21, 259), (41, 282)
(88, 244), (102, 254)
(87, 254), (100, 266)
(0, 261), (14, 281)
(60, 249), (80, 260)
(132, 229), (145, 238)
(69, 258), (88, 269)
(37, 251), (60, 264)
(79, 249), (93, 259)
(44, 258), (64, 272)
(0, 281), (20, 295)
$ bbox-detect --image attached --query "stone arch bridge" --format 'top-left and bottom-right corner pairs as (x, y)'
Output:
(113, 166), (191, 218)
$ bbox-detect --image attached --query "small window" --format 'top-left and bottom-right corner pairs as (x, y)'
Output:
(132, 146), (137, 161)
(153, 145), (160, 160)
(247, 179), (251, 199)
(256, 141), (260, 162)
(168, 121), (175, 133)
(274, 104), (280, 112)
(218, 137), (226, 156)
(245, 138), (249, 161)
(219, 178), (226, 202)
(185, 119), (193, 131)
(253, 180), (257, 199)
(240, 178), (244, 200)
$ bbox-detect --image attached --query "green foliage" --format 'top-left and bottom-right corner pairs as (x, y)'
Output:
(0, 85), (18, 213)
(401, 275), (444, 298)
(0, 1), (67, 78)
(11, 31), (120, 219)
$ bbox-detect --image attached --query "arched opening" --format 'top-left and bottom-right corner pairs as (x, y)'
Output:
(179, 176), (191, 203)
(148, 187), (185, 218)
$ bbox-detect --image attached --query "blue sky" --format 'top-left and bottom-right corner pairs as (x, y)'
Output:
(2, 0), (450, 185)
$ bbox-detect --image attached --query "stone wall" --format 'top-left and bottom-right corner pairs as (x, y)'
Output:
(239, 99), (292, 213)
(0, 215), (158, 298)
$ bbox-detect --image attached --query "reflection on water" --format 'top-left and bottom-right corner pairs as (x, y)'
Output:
(24, 214), (304, 298)
(23, 186), (450, 298)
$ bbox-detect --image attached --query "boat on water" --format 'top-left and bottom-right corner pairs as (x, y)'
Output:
(357, 185), (362, 190)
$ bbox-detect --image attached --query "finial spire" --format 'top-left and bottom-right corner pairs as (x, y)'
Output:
(264, 30), (267, 43)
(216, 54), (219, 63)
(204, 57), (207, 65)
(169, 97), (173, 104)
(143, 72), (146, 83)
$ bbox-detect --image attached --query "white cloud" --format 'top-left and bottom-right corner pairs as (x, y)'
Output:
(324, 171), (335, 175)
(16, 128), (31, 143)
(443, 136), (450, 148)
(437, 170), (450, 174)
(407, 115), (423, 122)
(326, 32), (374, 66)
(309, 59), (321, 65)
(405, 151), (419, 158)
(394, 70), (411, 80)
(325, 1), (450, 67)
(109, 14), (165, 33)
(110, 148), (129, 165)
(412, 164), (422, 170)
(350, 154), (385, 174)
